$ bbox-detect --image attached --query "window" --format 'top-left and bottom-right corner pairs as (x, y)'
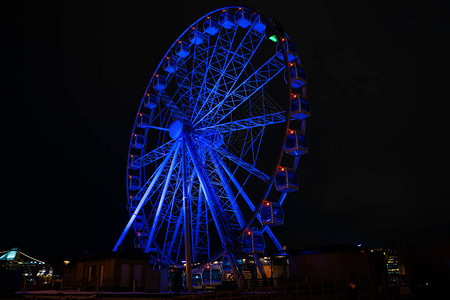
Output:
(88, 265), (97, 281)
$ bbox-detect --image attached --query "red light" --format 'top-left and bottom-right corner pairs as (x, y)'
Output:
(265, 201), (270, 207)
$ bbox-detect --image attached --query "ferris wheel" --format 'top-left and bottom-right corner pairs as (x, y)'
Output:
(113, 6), (310, 288)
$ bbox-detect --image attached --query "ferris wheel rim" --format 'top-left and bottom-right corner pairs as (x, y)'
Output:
(120, 5), (306, 271)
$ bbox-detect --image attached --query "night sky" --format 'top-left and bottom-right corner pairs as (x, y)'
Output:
(3, 1), (450, 266)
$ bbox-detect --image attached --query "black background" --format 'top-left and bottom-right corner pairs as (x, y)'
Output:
(3, 0), (450, 266)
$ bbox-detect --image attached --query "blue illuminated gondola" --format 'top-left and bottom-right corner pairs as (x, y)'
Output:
(203, 17), (219, 35)
(137, 113), (151, 129)
(153, 74), (167, 91)
(163, 57), (177, 73)
(285, 130), (308, 156)
(144, 93), (158, 109)
(128, 198), (138, 212)
(251, 13), (266, 34)
(131, 134), (145, 149)
(291, 94), (310, 120)
(175, 41), (190, 58)
(260, 201), (284, 226)
(277, 39), (298, 63)
(234, 8), (251, 28)
(134, 215), (144, 230)
(219, 10), (235, 29)
(136, 229), (148, 239)
(192, 271), (203, 289)
(241, 229), (265, 254)
(203, 264), (222, 286)
(128, 175), (140, 190)
(128, 154), (141, 170)
(288, 62), (306, 89)
(189, 29), (205, 45)
(275, 166), (299, 192)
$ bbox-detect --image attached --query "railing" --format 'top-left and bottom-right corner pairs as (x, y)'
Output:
(19, 281), (413, 300)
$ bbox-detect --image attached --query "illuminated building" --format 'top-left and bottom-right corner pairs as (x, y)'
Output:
(370, 248), (401, 285)
(0, 248), (54, 289)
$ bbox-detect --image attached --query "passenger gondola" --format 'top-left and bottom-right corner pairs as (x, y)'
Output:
(275, 166), (299, 192)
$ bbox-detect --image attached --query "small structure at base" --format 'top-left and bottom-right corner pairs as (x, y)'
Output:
(63, 250), (168, 292)
(288, 245), (375, 283)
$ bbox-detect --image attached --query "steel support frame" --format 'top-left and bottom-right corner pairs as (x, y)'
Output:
(183, 130), (245, 289)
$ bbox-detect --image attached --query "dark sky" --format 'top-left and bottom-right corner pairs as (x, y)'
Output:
(3, 0), (450, 266)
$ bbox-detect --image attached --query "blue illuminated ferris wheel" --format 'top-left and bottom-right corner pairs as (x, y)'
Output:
(113, 6), (310, 287)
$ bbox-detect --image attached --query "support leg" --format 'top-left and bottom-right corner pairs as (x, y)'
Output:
(182, 138), (193, 291)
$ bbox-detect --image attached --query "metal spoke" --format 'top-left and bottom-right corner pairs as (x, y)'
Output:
(202, 143), (270, 182)
(197, 111), (286, 134)
(130, 140), (174, 170)
(194, 52), (285, 128)
(190, 25), (239, 123)
(145, 142), (181, 252)
(208, 149), (246, 229)
(114, 141), (180, 251)
(217, 155), (284, 252)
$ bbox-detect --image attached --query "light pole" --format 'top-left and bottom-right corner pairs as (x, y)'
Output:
(60, 260), (70, 292)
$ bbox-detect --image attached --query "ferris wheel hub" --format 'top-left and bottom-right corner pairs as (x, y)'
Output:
(169, 119), (184, 139)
